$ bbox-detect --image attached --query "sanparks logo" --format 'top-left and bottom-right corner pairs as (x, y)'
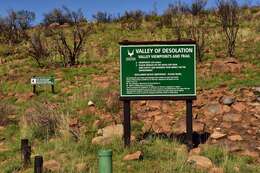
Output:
(126, 49), (136, 61)
(127, 49), (134, 57)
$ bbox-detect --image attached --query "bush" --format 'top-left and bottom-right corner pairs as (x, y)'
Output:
(0, 9), (35, 44)
(28, 31), (50, 67)
(185, 15), (210, 62)
(217, 0), (240, 57)
(53, 25), (93, 67)
(24, 103), (65, 140)
(43, 6), (86, 26)
(120, 10), (144, 30)
(92, 11), (112, 23)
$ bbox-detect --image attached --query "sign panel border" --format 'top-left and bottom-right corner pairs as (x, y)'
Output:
(120, 41), (197, 100)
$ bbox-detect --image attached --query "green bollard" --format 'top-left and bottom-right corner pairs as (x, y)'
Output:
(98, 149), (112, 173)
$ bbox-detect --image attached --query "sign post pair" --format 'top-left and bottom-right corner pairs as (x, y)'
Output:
(120, 40), (197, 149)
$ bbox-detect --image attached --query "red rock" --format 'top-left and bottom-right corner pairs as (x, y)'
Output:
(173, 118), (205, 135)
(43, 160), (60, 172)
(240, 150), (259, 158)
(123, 151), (143, 161)
(232, 102), (246, 112)
(187, 155), (213, 170)
(228, 135), (243, 141)
(148, 101), (161, 110)
(209, 167), (224, 173)
(223, 113), (242, 122)
(210, 131), (227, 139)
(222, 105), (231, 113)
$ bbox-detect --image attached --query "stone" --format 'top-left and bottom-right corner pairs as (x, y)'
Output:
(123, 151), (143, 161)
(0, 143), (9, 152)
(209, 167), (224, 173)
(228, 135), (243, 141)
(43, 160), (60, 172)
(76, 163), (88, 172)
(173, 118), (205, 135)
(210, 131), (227, 139)
(91, 136), (112, 145)
(189, 147), (201, 155)
(223, 113), (242, 122)
(152, 116), (172, 134)
(187, 155), (213, 170)
(222, 105), (231, 113)
(204, 103), (222, 115)
(241, 150), (259, 158)
(101, 124), (123, 138)
(221, 122), (232, 129)
(252, 86), (260, 94)
(227, 145), (242, 152)
(88, 101), (94, 106)
(148, 101), (161, 110)
(232, 102), (246, 112)
(220, 96), (235, 106)
(162, 103), (172, 113)
(140, 101), (146, 106)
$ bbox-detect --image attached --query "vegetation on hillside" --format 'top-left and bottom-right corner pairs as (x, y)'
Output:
(0, 0), (260, 172)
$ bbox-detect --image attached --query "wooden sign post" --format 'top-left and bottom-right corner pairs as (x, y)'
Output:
(119, 40), (197, 149)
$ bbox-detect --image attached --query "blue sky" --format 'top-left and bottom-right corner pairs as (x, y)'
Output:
(0, 0), (259, 23)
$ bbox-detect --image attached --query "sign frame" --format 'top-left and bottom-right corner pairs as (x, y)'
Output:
(119, 40), (197, 101)
(119, 40), (197, 150)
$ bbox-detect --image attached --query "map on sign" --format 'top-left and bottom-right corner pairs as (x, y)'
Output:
(120, 44), (196, 98)
(31, 77), (55, 85)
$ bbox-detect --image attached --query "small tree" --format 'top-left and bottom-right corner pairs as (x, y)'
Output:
(186, 15), (209, 62)
(189, 0), (208, 16)
(0, 9), (35, 44)
(43, 6), (86, 26)
(120, 10), (144, 30)
(28, 31), (50, 67)
(169, 1), (188, 40)
(92, 11), (112, 23)
(217, 0), (240, 57)
(54, 25), (92, 67)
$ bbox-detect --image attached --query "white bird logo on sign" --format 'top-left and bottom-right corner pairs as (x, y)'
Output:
(128, 50), (134, 57)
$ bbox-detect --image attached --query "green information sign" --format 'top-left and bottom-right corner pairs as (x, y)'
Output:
(31, 77), (55, 85)
(120, 43), (196, 98)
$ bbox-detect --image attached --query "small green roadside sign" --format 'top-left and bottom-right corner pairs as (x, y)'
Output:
(31, 77), (55, 85)
(31, 76), (55, 94)
(120, 43), (196, 99)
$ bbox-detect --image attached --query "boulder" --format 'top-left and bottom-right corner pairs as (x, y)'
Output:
(241, 150), (259, 158)
(173, 118), (205, 135)
(220, 96), (235, 106)
(187, 155), (213, 170)
(91, 136), (112, 145)
(123, 151), (143, 161)
(223, 113), (242, 122)
(92, 124), (123, 145)
(101, 124), (123, 138)
(232, 102), (246, 113)
(204, 103), (223, 115)
(209, 167), (224, 173)
(76, 163), (88, 172)
(210, 131), (227, 140)
(43, 160), (60, 172)
(228, 135), (243, 141)
(152, 116), (172, 134)
(88, 101), (94, 107)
